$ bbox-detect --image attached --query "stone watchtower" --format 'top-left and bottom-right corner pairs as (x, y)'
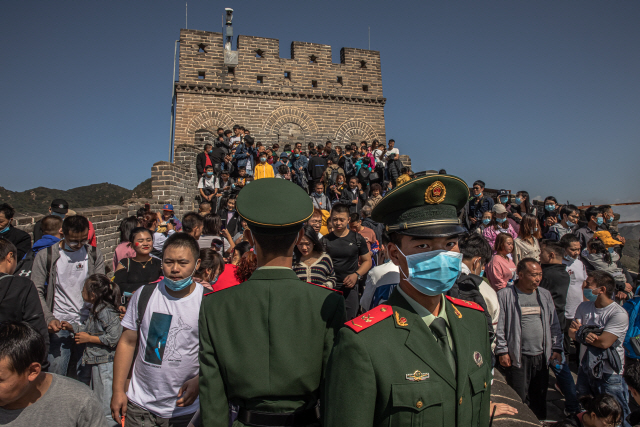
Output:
(173, 28), (387, 148)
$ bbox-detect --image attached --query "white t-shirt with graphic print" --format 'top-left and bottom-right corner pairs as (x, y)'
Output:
(121, 281), (203, 418)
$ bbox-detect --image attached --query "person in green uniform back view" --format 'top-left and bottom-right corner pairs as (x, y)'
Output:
(324, 174), (493, 427)
(198, 178), (346, 427)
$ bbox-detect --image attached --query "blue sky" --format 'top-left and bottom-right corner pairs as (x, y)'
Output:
(1, 1), (639, 218)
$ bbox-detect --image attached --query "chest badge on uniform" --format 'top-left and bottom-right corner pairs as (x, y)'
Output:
(473, 351), (483, 367)
(395, 311), (408, 327)
(406, 370), (429, 381)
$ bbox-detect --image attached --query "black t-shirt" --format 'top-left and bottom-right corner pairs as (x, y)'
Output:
(113, 257), (162, 295)
(321, 231), (368, 285)
(209, 147), (226, 164)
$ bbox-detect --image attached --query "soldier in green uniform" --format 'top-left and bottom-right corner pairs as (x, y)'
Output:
(324, 174), (493, 427)
(199, 178), (346, 427)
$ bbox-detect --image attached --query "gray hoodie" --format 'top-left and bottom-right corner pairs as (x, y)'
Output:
(31, 242), (105, 325)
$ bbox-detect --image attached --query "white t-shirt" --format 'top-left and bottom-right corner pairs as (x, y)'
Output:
(574, 300), (629, 374)
(53, 246), (91, 323)
(385, 147), (399, 159)
(563, 257), (588, 320)
(197, 176), (218, 190)
(360, 260), (400, 311)
(121, 281), (204, 418)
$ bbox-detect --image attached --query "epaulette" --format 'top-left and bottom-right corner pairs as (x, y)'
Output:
(204, 282), (240, 296)
(345, 305), (392, 332)
(446, 296), (484, 312)
(306, 282), (343, 295)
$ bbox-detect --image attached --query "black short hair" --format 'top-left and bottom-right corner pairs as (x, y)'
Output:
(585, 206), (603, 222)
(278, 165), (289, 175)
(600, 205), (612, 212)
(0, 321), (46, 372)
(182, 212), (204, 234)
(541, 240), (564, 259)
(309, 149), (317, 156)
(205, 165), (214, 170)
(587, 270), (616, 295)
(389, 139), (395, 143)
(0, 203), (15, 220)
(579, 394), (621, 426)
(128, 227), (153, 244)
(163, 232), (200, 261)
(331, 203), (351, 217)
(401, 167), (409, 174)
(559, 233), (580, 248)
(62, 215), (89, 235)
(0, 239), (17, 261)
(204, 143), (212, 150)
(458, 234), (492, 265)
(438, 169), (447, 175)
(234, 241), (252, 258)
(516, 257), (540, 274)
(544, 196), (558, 204)
(624, 362), (640, 392)
(118, 216), (139, 243)
(560, 204), (578, 219)
(370, 183), (382, 193)
(199, 201), (212, 210)
(253, 231), (298, 257)
(349, 213), (361, 223)
(195, 248), (225, 279)
(348, 175), (358, 183)
(41, 215), (63, 236)
(473, 180), (485, 188)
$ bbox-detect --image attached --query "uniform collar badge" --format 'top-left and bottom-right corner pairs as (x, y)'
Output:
(406, 370), (429, 382)
(452, 305), (462, 318)
(473, 351), (483, 367)
(395, 311), (408, 327)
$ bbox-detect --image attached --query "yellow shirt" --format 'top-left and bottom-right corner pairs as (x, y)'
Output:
(254, 163), (275, 180)
(396, 174), (411, 185)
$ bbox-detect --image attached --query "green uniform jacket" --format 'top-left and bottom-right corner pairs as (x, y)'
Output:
(324, 290), (492, 427)
(199, 268), (346, 427)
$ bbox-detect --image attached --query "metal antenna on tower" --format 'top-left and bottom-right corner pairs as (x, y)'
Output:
(185, 2), (188, 28)
(368, 26), (370, 50)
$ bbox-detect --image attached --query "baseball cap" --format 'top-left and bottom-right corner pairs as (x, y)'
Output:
(492, 204), (507, 214)
(51, 199), (69, 214)
(162, 204), (174, 211)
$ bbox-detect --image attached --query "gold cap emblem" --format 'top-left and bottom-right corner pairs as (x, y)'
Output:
(424, 181), (447, 204)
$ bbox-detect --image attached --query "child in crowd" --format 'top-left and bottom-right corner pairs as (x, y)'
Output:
(555, 394), (622, 427)
(583, 236), (628, 295)
(111, 233), (204, 427)
(61, 274), (123, 427)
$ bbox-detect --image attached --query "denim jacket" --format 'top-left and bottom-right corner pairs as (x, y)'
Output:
(72, 304), (123, 365)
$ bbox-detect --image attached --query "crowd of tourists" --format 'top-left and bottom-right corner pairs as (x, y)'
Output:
(0, 132), (639, 427)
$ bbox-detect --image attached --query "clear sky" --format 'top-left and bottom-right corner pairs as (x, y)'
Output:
(2, 1), (639, 218)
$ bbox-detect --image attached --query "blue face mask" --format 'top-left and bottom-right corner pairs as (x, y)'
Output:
(607, 216), (614, 224)
(515, 197), (522, 205)
(596, 217), (604, 226)
(163, 265), (197, 292)
(480, 269), (485, 277)
(398, 248), (462, 296)
(210, 275), (219, 286)
(566, 220), (575, 227)
(294, 154), (300, 158)
(482, 218), (491, 225)
(473, 193), (482, 198)
(500, 197), (508, 204)
(207, 172), (214, 176)
(496, 217), (507, 224)
(51, 211), (65, 219)
(545, 204), (555, 212)
(583, 289), (598, 302)
(0, 225), (9, 234)
(208, 150), (213, 154)
(608, 247), (615, 254)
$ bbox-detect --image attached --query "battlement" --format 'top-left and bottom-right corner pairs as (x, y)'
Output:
(178, 29), (383, 99)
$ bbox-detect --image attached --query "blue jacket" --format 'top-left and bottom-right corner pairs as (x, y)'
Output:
(234, 143), (257, 169)
(30, 235), (60, 257)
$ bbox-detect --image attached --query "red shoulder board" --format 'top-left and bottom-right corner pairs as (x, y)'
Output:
(204, 282), (241, 296)
(446, 296), (485, 312)
(307, 282), (343, 295)
(345, 305), (393, 332)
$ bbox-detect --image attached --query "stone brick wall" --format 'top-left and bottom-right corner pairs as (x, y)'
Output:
(174, 29), (387, 149)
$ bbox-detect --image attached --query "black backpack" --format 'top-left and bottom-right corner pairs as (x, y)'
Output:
(14, 249), (37, 279)
(343, 157), (355, 177)
(328, 168), (340, 187)
(357, 166), (371, 184)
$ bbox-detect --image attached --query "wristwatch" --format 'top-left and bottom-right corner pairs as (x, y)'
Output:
(356, 273), (362, 281)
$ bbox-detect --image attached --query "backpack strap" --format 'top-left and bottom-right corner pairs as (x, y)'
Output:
(136, 283), (158, 330)
(46, 245), (53, 282)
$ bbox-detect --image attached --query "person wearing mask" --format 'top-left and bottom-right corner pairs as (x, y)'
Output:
(546, 204), (580, 242)
(290, 148), (310, 192)
(570, 271), (630, 424)
(323, 155), (345, 191)
(539, 240), (580, 415)
(560, 234), (588, 360)
(158, 204), (182, 232)
(293, 225), (336, 289)
(512, 214), (542, 266)
(339, 176), (367, 215)
(198, 165), (219, 203)
(483, 204), (518, 250)
(325, 174), (494, 426)
(196, 143), (215, 178)
(234, 135), (257, 177)
(193, 249), (225, 291)
(321, 203), (371, 320)
(474, 211), (493, 236)
(496, 190), (519, 233)
(537, 196), (560, 236)
(254, 152), (275, 179)
(359, 232), (400, 311)
(509, 191), (536, 225)
(468, 180), (494, 230)
(583, 235), (630, 298)
(31, 215), (105, 382)
(273, 152), (290, 172)
(328, 173), (346, 205)
(486, 233), (517, 291)
(575, 206), (605, 251)
(386, 153), (403, 187)
(198, 179), (346, 427)
(0, 204), (31, 261)
(32, 199), (69, 242)
(601, 205), (626, 246)
(310, 181), (332, 212)
(113, 227), (162, 299)
(307, 149), (327, 190)
(495, 258), (563, 420)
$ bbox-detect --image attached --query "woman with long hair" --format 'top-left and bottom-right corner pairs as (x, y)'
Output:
(510, 190), (536, 224)
(214, 241), (252, 291)
(198, 213), (236, 258)
(513, 214), (542, 265)
(235, 250), (258, 283)
(293, 225), (336, 288)
(113, 216), (138, 271)
(193, 248), (225, 291)
(485, 233), (517, 291)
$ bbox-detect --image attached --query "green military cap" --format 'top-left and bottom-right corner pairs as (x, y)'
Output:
(236, 178), (313, 235)
(372, 174), (469, 237)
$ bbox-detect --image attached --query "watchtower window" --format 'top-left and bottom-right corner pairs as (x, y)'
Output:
(228, 67), (235, 76)
(309, 55), (317, 64)
(257, 75), (264, 84)
(362, 85), (368, 92)
(255, 49), (265, 58)
(198, 71), (205, 80)
(360, 60), (367, 69)
(198, 44), (206, 53)
(311, 80), (318, 88)
(337, 76), (343, 85)
(284, 71), (291, 80)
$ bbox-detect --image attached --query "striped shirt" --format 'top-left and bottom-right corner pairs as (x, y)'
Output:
(293, 253), (336, 289)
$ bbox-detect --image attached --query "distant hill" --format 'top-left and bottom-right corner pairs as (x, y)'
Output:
(0, 178), (153, 215)
(619, 224), (640, 273)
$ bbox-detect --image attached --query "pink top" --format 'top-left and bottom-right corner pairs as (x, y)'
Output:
(482, 224), (518, 249)
(486, 254), (516, 291)
(112, 241), (136, 272)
